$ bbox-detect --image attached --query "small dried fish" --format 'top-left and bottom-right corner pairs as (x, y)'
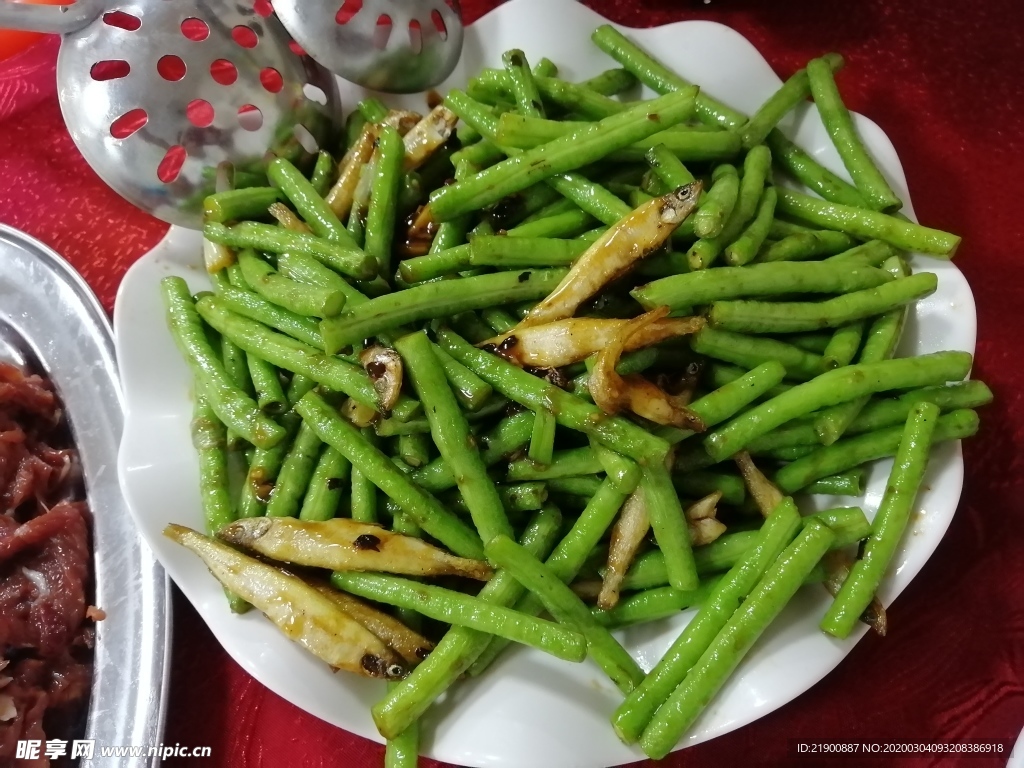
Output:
(483, 315), (703, 369)
(519, 182), (701, 327)
(164, 524), (405, 679)
(217, 517), (494, 580)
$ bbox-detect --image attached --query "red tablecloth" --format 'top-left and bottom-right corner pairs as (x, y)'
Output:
(1, 1), (1022, 766)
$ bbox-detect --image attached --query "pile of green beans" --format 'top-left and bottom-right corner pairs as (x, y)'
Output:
(164, 27), (985, 767)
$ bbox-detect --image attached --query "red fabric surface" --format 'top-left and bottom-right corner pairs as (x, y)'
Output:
(1, 1), (1022, 766)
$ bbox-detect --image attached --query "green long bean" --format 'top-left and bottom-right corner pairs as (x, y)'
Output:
(704, 351), (972, 461)
(195, 295), (419, 421)
(814, 254), (909, 443)
(496, 114), (741, 161)
(431, 88), (698, 220)
(410, 411), (535, 493)
(583, 68), (638, 96)
(299, 446), (350, 521)
(267, 157), (360, 249)
(609, 130), (742, 164)
(704, 362), (792, 401)
(296, 392), (484, 558)
(621, 506), (871, 590)
(739, 53), (843, 149)
(437, 329), (669, 465)
(365, 125), (404, 274)
(826, 240), (900, 268)
(693, 164), (738, 239)
(469, 476), (634, 676)
(397, 245), (472, 284)
(775, 188), (959, 257)
(593, 580), (721, 629)
(611, 498), (801, 744)
(331, 572), (586, 662)
(766, 130), (867, 208)
(656, 361), (789, 445)
(640, 520), (835, 757)
(591, 25), (746, 129)
(444, 90), (634, 228)
(592, 441), (641, 493)
(545, 172), (631, 225)
(204, 221), (375, 279)
(775, 407), (978, 493)
(507, 446), (605, 481)
(162, 278), (285, 448)
(372, 507), (562, 739)
(480, 308), (520, 334)
(688, 145), (771, 269)
(237, 250), (345, 318)
(820, 402), (938, 638)
(787, 333), (833, 354)
(807, 57), (902, 212)
(218, 328), (252, 450)
(203, 187), (281, 223)
(444, 482), (547, 515)
(191, 393), (235, 532)
(215, 284), (324, 349)
(633, 259), (891, 312)
(503, 49), (545, 117)
(397, 432), (430, 469)
(277, 252), (369, 309)
(528, 409), (557, 466)
(758, 230), (858, 262)
(547, 476), (604, 498)
(265, 421), (322, 518)
(469, 71), (627, 119)
(645, 142), (696, 189)
(821, 321), (865, 370)
(430, 159), (476, 254)
(310, 151), (334, 197)
(485, 534), (646, 693)
(469, 235), (589, 268)
(673, 471), (746, 506)
(504, 208), (596, 238)
(431, 342), (493, 411)
(724, 186), (777, 266)
(320, 269), (567, 353)
(350, 428), (379, 523)
(236, 380), (310, 519)
(691, 327), (824, 381)
(358, 98), (389, 123)
(847, 381), (991, 434)
(707, 271), (937, 334)
(643, 465), (699, 591)
(246, 354), (287, 414)
(804, 470), (864, 496)
(396, 331), (513, 545)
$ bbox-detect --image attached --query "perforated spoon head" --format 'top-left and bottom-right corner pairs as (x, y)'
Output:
(272, 0), (463, 94)
(45, 0), (339, 228)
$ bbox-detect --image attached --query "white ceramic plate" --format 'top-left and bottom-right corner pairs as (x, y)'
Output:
(115, 1), (977, 765)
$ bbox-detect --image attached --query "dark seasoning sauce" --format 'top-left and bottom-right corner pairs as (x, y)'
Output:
(0, 363), (97, 765)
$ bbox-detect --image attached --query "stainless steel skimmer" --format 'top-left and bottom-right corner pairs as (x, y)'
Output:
(0, 0), (339, 229)
(272, 0), (464, 94)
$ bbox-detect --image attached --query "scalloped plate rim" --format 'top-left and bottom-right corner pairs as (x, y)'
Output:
(114, 1), (976, 766)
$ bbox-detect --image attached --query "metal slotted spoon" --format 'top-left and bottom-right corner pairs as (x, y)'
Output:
(0, 0), (339, 228)
(272, 0), (464, 94)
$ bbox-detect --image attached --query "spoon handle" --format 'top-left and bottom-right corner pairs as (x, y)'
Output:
(0, 0), (101, 34)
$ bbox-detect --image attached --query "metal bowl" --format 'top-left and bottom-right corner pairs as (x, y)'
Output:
(0, 224), (170, 765)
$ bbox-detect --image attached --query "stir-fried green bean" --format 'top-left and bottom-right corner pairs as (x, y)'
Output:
(163, 35), (985, 760)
